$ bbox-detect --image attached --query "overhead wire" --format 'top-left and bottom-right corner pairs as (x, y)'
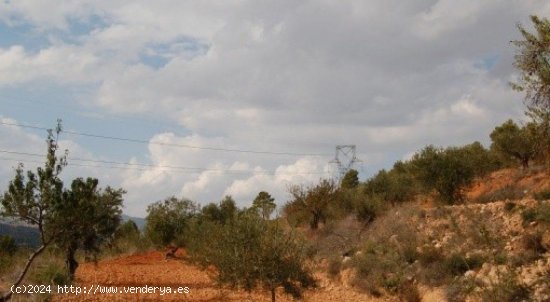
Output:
(0, 150), (330, 176)
(0, 121), (332, 157)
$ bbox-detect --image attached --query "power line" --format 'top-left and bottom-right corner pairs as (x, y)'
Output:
(0, 121), (331, 157)
(0, 95), (180, 130)
(0, 150), (329, 176)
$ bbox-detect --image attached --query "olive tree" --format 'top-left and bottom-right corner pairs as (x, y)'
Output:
(284, 179), (338, 230)
(55, 178), (124, 279)
(144, 196), (198, 249)
(0, 123), (125, 300)
(0, 126), (66, 301)
(188, 213), (315, 302)
(490, 119), (538, 168)
(512, 15), (550, 111)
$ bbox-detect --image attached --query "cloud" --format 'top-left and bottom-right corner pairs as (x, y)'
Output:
(0, 0), (546, 216)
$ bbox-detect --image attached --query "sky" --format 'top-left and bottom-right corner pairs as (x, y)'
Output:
(0, 0), (547, 217)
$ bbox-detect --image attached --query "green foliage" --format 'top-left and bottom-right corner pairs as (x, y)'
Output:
(341, 169), (359, 189)
(1, 125), (66, 245)
(145, 196), (198, 247)
(110, 220), (145, 254)
(54, 177), (125, 278)
(490, 119), (538, 168)
(353, 194), (383, 224)
(116, 220), (140, 240)
(363, 163), (417, 205)
(284, 179), (338, 229)
(351, 216), (420, 295)
(411, 145), (476, 203)
(521, 202), (550, 225)
(0, 235), (17, 256)
(534, 189), (550, 201)
(252, 191), (276, 220)
(444, 254), (484, 276)
(199, 195), (238, 225)
(32, 262), (69, 286)
(526, 106), (550, 164)
(511, 15), (550, 111)
(188, 213), (315, 302)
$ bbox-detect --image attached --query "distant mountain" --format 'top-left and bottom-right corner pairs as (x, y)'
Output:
(0, 220), (40, 248)
(0, 214), (145, 248)
(121, 214), (146, 230)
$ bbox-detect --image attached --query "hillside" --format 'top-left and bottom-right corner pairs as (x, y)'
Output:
(3, 167), (550, 302)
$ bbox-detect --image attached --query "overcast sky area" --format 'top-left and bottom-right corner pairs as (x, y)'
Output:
(0, 1), (548, 217)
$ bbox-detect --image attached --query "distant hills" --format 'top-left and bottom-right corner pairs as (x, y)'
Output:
(0, 220), (40, 248)
(122, 214), (146, 230)
(0, 214), (145, 248)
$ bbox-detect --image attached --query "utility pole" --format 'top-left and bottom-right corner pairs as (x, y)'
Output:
(329, 145), (362, 181)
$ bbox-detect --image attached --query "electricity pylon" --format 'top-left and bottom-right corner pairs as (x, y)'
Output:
(329, 145), (362, 181)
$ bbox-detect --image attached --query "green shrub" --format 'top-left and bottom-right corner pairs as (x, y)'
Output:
(354, 194), (383, 224)
(521, 208), (538, 224)
(31, 262), (69, 285)
(284, 179), (338, 230)
(534, 189), (550, 201)
(144, 196), (199, 247)
(0, 235), (17, 256)
(504, 202), (516, 212)
(445, 254), (484, 276)
(521, 203), (550, 225)
(411, 145), (478, 204)
(188, 213), (315, 302)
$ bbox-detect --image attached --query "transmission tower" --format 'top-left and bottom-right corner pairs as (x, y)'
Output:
(329, 145), (362, 180)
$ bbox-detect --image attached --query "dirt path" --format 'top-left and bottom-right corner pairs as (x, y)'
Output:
(51, 250), (386, 302)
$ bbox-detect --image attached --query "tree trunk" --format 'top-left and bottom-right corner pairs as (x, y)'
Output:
(310, 214), (319, 230)
(271, 288), (276, 302)
(1, 244), (47, 301)
(522, 158), (529, 169)
(66, 243), (79, 281)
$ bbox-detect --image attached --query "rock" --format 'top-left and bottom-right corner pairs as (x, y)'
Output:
(422, 287), (448, 302)
(530, 221), (539, 227)
(464, 270), (476, 278)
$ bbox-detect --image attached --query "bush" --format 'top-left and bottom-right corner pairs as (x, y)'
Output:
(284, 179), (338, 230)
(354, 194), (383, 224)
(504, 202), (516, 212)
(31, 262), (69, 286)
(534, 189), (550, 201)
(188, 213), (315, 302)
(411, 145), (478, 204)
(351, 215), (420, 295)
(145, 197), (198, 247)
(521, 202), (550, 225)
(445, 254), (485, 276)
(0, 235), (17, 256)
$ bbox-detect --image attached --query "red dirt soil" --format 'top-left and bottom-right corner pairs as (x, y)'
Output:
(52, 249), (386, 302)
(467, 168), (550, 200)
